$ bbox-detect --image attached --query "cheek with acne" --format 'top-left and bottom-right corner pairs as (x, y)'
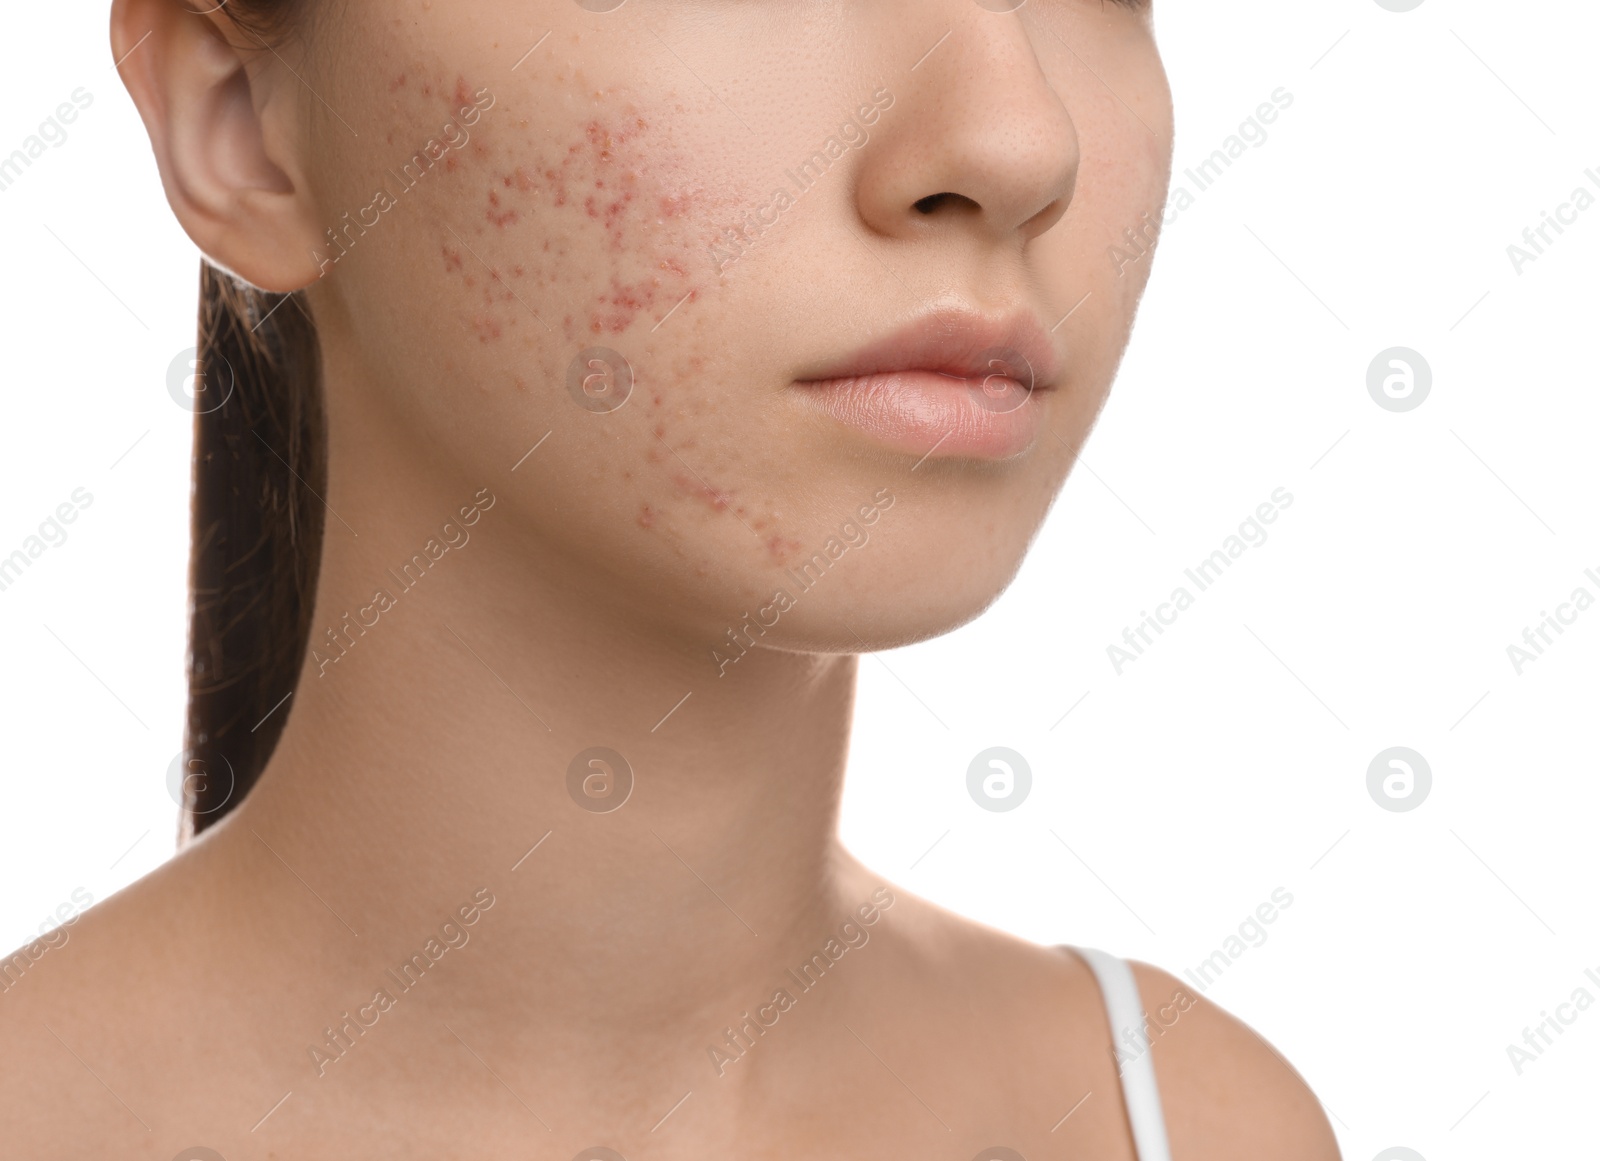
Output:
(388, 71), (796, 562)
(437, 97), (729, 346)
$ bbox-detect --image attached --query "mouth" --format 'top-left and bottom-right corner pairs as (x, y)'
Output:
(793, 307), (1061, 461)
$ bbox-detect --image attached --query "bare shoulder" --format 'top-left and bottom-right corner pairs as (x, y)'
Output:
(1128, 960), (1342, 1160)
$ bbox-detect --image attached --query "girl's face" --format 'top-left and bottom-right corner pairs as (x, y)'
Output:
(290, 0), (1171, 655)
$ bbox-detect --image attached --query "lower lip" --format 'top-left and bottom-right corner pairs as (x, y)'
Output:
(794, 371), (1045, 461)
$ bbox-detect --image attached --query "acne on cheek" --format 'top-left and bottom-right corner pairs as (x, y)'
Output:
(451, 103), (722, 343)
(407, 76), (792, 563)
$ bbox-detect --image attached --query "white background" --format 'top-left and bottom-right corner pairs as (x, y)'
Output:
(2, 2), (1596, 1158)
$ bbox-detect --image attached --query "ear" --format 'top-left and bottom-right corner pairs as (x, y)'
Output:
(111, 0), (325, 292)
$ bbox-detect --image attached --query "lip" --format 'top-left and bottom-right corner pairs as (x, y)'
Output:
(793, 308), (1060, 461)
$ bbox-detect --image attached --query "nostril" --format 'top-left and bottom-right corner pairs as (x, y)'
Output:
(914, 192), (978, 215)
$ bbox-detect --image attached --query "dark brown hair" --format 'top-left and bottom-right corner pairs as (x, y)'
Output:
(181, 0), (323, 840)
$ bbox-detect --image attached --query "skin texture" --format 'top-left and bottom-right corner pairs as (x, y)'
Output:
(0, 1), (1340, 1157)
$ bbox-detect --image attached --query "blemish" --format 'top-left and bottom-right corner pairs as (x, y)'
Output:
(671, 472), (733, 512)
(766, 535), (803, 563)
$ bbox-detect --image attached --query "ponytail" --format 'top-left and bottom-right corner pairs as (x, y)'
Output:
(182, 263), (324, 840)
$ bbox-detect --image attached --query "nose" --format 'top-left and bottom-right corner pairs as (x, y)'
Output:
(854, 8), (1081, 247)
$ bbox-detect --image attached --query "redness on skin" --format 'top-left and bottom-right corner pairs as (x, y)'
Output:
(401, 70), (790, 557)
(671, 472), (734, 513)
(461, 105), (713, 339)
(765, 534), (803, 563)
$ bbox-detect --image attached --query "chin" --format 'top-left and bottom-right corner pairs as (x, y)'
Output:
(700, 515), (1039, 670)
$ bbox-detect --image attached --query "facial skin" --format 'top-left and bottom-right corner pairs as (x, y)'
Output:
(0, 2), (1340, 1158)
(244, 0), (1172, 658)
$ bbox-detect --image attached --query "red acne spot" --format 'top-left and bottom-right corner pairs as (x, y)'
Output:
(454, 78), (475, 110)
(485, 103), (705, 336)
(471, 316), (503, 343)
(464, 275), (477, 288)
(588, 275), (666, 334)
(638, 505), (656, 530)
(390, 74), (408, 92)
(487, 187), (520, 228)
(671, 472), (733, 512)
(653, 423), (666, 438)
(512, 265), (525, 278)
(767, 535), (802, 563)
(442, 247), (464, 272)
(444, 155), (461, 173)
(659, 193), (694, 219)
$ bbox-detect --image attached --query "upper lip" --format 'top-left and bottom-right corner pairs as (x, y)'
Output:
(796, 307), (1061, 390)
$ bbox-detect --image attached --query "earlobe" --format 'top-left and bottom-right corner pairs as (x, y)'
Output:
(111, 0), (324, 292)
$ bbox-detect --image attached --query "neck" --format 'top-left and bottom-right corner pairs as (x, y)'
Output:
(201, 364), (870, 1057)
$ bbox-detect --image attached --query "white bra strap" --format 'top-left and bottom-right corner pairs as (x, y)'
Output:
(1073, 947), (1174, 1161)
